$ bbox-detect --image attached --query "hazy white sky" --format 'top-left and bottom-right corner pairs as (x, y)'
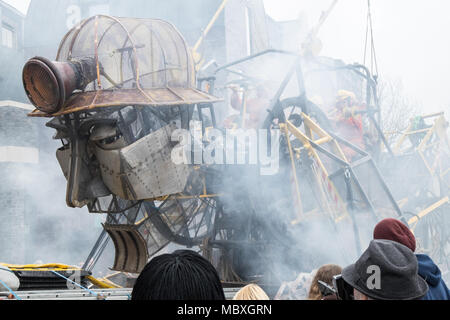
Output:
(3, 0), (30, 14)
(264, 0), (450, 113)
(4, 0), (450, 112)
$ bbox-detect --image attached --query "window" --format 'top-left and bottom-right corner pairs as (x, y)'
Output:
(1, 24), (14, 48)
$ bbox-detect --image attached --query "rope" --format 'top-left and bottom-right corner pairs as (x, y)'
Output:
(0, 279), (21, 300)
(51, 270), (101, 298)
(363, 0), (379, 77)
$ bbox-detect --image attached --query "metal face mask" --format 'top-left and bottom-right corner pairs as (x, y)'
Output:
(93, 121), (190, 201)
(50, 106), (190, 208)
(24, 15), (219, 209)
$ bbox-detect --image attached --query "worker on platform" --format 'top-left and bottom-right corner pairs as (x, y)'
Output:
(224, 83), (270, 130)
(330, 90), (365, 159)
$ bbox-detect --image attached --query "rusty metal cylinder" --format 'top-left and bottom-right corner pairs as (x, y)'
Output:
(22, 56), (97, 114)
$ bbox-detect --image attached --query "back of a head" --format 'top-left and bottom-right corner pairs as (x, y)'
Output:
(233, 284), (270, 300)
(308, 264), (342, 300)
(342, 239), (428, 300)
(131, 250), (225, 300)
(373, 218), (416, 252)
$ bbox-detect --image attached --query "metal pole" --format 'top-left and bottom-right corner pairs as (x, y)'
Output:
(82, 229), (108, 271)
(193, 0), (229, 52)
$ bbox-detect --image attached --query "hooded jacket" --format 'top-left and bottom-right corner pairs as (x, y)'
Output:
(416, 254), (450, 300)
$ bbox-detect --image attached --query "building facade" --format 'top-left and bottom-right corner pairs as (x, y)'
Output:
(0, 101), (38, 264)
(0, 1), (26, 102)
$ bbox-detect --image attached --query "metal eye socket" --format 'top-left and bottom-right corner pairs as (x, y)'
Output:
(89, 124), (119, 142)
(90, 123), (126, 151)
(97, 132), (123, 145)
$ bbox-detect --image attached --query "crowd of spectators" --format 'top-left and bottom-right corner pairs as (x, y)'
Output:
(130, 218), (449, 301)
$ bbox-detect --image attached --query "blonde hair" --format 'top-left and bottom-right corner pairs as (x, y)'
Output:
(308, 264), (342, 300)
(233, 284), (270, 300)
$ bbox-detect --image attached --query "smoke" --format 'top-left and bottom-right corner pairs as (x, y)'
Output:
(1, 120), (105, 271)
(201, 6), (450, 287)
(1, 0), (448, 289)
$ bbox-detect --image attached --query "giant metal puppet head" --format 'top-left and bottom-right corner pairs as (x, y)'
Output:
(22, 16), (220, 273)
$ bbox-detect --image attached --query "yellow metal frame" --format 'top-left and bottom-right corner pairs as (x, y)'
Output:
(393, 113), (449, 192)
(389, 113), (450, 245)
(192, 0), (229, 69)
(281, 113), (351, 224)
(408, 196), (449, 230)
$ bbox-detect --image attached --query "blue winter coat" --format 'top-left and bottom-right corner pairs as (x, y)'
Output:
(417, 254), (450, 300)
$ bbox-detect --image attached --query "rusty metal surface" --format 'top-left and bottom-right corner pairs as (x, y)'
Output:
(22, 59), (61, 113)
(103, 224), (149, 274)
(27, 87), (221, 117)
(25, 15), (221, 117)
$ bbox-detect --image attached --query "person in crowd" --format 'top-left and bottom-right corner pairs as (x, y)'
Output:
(307, 264), (342, 300)
(131, 250), (225, 300)
(233, 283), (270, 300)
(374, 218), (450, 300)
(340, 239), (428, 300)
